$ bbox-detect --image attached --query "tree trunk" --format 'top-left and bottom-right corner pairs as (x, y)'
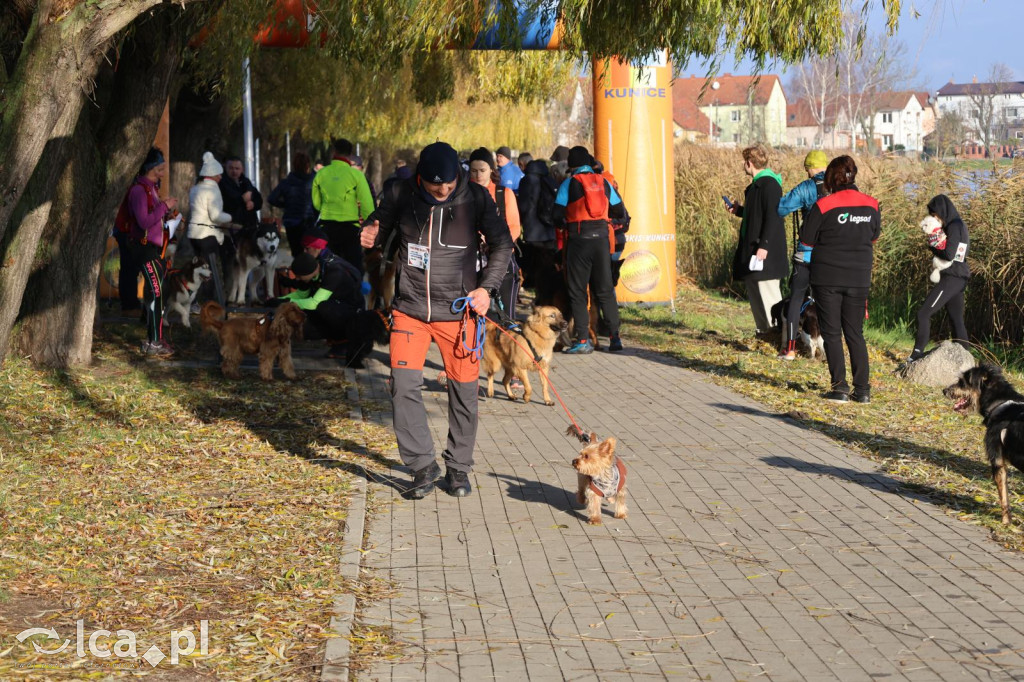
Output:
(10, 6), (202, 367)
(0, 0), (167, 245)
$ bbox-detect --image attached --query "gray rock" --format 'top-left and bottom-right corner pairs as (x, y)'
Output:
(899, 340), (975, 387)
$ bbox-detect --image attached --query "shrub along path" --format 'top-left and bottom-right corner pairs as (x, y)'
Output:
(354, 304), (1024, 680)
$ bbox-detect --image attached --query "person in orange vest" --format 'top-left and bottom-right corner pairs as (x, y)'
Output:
(553, 146), (626, 354)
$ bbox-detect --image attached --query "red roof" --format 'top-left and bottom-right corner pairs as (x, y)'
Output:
(874, 90), (930, 111)
(674, 98), (714, 134)
(786, 98), (837, 128)
(672, 74), (782, 107)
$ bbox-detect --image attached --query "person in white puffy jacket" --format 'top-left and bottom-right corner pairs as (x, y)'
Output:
(188, 152), (233, 305)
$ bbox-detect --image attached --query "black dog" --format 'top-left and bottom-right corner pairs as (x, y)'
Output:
(770, 295), (824, 359)
(944, 364), (1024, 525)
(343, 308), (392, 369)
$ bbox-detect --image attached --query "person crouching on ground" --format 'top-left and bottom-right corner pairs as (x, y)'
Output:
(725, 145), (786, 338)
(359, 142), (513, 499)
(553, 145), (626, 354)
(776, 149), (829, 360)
(798, 155), (881, 403)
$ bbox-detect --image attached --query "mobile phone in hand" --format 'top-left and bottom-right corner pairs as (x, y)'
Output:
(722, 195), (733, 209)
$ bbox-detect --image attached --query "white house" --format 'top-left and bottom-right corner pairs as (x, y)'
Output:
(936, 80), (1024, 143)
(869, 91), (935, 152)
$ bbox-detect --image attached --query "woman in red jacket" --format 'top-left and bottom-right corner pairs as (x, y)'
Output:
(798, 156), (881, 403)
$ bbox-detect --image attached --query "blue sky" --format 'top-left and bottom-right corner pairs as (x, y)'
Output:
(712, 0), (1021, 94)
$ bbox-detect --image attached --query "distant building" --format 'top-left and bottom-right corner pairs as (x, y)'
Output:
(785, 98), (838, 148)
(672, 98), (716, 143)
(867, 91), (935, 152)
(672, 74), (788, 147)
(936, 80), (1024, 144)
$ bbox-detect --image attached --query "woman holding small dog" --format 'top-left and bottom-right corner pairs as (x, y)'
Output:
(906, 194), (970, 364)
(798, 155), (881, 403)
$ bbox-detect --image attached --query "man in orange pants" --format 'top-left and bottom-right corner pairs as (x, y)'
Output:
(360, 142), (513, 499)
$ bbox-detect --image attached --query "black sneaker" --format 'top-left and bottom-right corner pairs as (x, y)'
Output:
(851, 391), (871, 404)
(608, 336), (623, 352)
(444, 468), (472, 497)
(405, 461), (441, 500)
(824, 390), (849, 403)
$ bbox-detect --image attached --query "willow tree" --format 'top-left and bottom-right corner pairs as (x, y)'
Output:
(0, 0), (901, 367)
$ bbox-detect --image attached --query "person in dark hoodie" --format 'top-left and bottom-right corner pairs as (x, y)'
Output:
(359, 141), (513, 500)
(726, 145), (787, 336)
(220, 157), (263, 230)
(268, 150), (316, 257)
(906, 194), (970, 363)
(516, 158), (559, 288)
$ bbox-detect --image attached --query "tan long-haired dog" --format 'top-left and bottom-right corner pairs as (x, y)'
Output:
(573, 433), (627, 525)
(200, 301), (304, 380)
(482, 305), (567, 405)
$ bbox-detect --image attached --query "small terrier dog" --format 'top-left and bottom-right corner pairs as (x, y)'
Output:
(572, 432), (628, 525)
(921, 215), (952, 283)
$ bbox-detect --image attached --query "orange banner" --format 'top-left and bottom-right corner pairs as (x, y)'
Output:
(592, 53), (676, 304)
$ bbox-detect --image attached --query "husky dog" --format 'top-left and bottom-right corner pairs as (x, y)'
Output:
(165, 256), (212, 328)
(229, 220), (281, 306)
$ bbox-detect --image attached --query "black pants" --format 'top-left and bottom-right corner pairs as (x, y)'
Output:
(914, 275), (969, 352)
(815, 285), (870, 395)
(131, 242), (166, 344)
(283, 219), (310, 260)
(114, 230), (142, 311)
(301, 299), (361, 341)
(566, 234), (619, 342)
(321, 220), (363, 275)
(784, 263), (811, 353)
(498, 254), (520, 319)
(190, 236), (233, 306)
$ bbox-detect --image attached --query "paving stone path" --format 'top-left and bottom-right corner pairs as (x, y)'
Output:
(353, 345), (1024, 681)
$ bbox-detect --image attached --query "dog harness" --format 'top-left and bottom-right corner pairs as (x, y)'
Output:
(985, 399), (1024, 425)
(588, 457), (627, 498)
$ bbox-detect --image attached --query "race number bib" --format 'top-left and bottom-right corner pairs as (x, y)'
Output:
(408, 243), (429, 270)
(954, 242), (967, 262)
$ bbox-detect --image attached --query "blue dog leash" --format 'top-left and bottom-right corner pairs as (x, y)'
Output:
(451, 296), (487, 360)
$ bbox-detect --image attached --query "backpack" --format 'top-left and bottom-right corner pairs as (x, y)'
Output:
(535, 178), (556, 227)
(575, 173), (609, 220)
(114, 179), (153, 239)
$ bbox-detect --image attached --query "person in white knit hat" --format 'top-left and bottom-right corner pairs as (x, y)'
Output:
(188, 152), (233, 305)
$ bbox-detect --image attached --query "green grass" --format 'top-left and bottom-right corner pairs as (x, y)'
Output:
(620, 285), (1024, 550)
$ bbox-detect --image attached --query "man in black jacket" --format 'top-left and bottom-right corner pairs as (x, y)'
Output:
(360, 142), (513, 499)
(220, 157), (263, 231)
(726, 145), (786, 336)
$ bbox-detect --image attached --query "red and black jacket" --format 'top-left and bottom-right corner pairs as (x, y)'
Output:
(798, 187), (882, 289)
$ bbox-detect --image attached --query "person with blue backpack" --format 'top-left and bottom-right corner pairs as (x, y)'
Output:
(776, 149), (829, 360)
(553, 145), (626, 354)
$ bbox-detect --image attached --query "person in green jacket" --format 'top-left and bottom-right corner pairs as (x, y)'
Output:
(312, 138), (375, 275)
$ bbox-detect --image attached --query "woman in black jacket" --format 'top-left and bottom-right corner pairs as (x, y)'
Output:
(907, 194), (970, 362)
(728, 146), (787, 335)
(798, 155), (881, 403)
(268, 151), (317, 257)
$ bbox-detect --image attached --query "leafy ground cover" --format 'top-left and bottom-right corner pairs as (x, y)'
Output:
(0, 318), (398, 679)
(620, 283), (1024, 550)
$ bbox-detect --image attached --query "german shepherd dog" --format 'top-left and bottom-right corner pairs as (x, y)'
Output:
(770, 295), (824, 359)
(482, 305), (568, 405)
(229, 218), (281, 305)
(944, 364), (1024, 524)
(165, 256), (212, 328)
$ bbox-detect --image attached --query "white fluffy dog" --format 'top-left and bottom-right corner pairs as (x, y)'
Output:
(921, 215), (952, 284)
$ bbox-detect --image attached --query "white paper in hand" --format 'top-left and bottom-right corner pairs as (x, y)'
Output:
(748, 254), (765, 272)
(165, 214), (183, 240)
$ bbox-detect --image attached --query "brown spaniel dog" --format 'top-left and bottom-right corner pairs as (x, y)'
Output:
(200, 301), (304, 380)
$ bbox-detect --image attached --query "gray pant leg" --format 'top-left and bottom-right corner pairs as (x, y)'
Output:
(442, 379), (479, 473)
(391, 367), (436, 471)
